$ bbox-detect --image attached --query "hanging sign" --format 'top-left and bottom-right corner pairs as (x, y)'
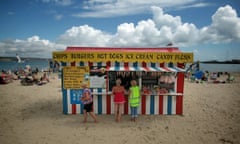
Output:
(89, 66), (107, 88)
(53, 51), (193, 63)
(63, 66), (89, 89)
(70, 89), (83, 104)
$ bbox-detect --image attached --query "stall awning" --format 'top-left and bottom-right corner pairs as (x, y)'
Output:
(106, 66), (185, 72)
(106, 61), (185, 72)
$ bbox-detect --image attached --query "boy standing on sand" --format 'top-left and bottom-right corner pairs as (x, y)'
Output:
(80, 82), (98, 123)
(129, 80), (140, 122)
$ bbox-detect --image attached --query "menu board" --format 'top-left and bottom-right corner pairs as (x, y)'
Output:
(63, 66), (89, 89)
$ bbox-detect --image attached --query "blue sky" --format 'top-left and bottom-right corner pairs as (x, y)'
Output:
(0, 0), (240, 61)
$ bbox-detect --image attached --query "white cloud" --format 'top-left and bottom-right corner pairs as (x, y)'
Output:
(47, 10), (63, 20)
(151, 6), (182, 31)
(0, 36), (65, 58)
(110, 20), (162, 47)
(41, 0), (73, 6)
(1, 5), (240, 59)
(73, 5), (240, 47)
(75, 0), (207, 18)
(177, 2), (211, 10)
(199, 5), (240, 43)
(173, 23), (199, 46)
(57, 25), (112, 46)
(55, 14), (63, 20)
(108, 6), (198, 47)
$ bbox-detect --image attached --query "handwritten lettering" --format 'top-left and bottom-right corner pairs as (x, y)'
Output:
(71, 53), (94, 59)
(174, 54), (191, 61)
(136, 54), (153, 59)
(109, 53), (123, 59)
(156, 54), (173, 60)
(53, 52), (193, 63)
(63, 66), (89, 89)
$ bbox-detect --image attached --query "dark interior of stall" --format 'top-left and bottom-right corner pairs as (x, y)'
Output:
(108, 71), (139, 91)
(108, 71), (176, 95)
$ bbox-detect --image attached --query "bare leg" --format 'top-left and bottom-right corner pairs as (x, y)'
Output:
(117, 104), (124, 122)
(89, 112), (98, 123)
(114, 103), (119, 122)
(83, 110), (87, 123)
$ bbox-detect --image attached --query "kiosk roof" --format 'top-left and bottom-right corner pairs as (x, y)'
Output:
(65, 47), (181, 53)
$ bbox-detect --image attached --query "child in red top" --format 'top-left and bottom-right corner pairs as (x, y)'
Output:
(112, 78), (126, 122)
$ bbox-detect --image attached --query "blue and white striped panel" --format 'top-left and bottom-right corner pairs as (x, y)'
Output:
(146, 62), (158, 71)
(133, 62), (144, 71)
(162, 95), (177, 115)
(93, 62), (104, 67)
(128, 62), (137, 71)
(150, 95), (155, 114)
(77, 61), (88, 66)
(173, 66), (186, 72)
(61, 62), (68, 114)
(64, 62), (72, 114)
(166, 67), (177, 72)
(154, 66), (168, 72)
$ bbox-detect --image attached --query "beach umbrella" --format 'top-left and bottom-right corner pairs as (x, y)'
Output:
(194, 71), (204, 79)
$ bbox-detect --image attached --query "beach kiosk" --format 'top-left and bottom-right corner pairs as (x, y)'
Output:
(52, 47), (193, 115)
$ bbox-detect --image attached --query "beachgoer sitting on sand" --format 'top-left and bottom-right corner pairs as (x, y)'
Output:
(226, 73), (235, 83)
(32, 73), (40, 83)
(210, 72), (217, 80)
(0, 70), (13, 84)
(37, 73), (50, 85)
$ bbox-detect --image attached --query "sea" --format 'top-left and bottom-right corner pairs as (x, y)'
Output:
(0, 60), (240, 72)
(199, 63), (240, 72)
(0, 59), (50, 72)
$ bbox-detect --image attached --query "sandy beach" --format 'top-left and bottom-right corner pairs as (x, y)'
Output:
(0, 73), (240, 144)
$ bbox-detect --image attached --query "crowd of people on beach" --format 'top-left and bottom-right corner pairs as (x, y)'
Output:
(0, 65), (51, 86)
(186, 70), (235, 84)
(0, 60), (61, 85)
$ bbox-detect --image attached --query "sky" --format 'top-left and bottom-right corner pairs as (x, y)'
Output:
(0, 0), (240, 61)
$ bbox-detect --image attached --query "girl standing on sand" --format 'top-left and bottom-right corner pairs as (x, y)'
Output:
(112, 78), (126, 122)
(80, 82), (98, 123)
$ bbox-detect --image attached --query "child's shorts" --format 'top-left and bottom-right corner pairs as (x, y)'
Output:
(83, 102), (93, 112)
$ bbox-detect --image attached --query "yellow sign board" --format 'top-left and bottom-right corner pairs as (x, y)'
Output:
(53, 51), (193, 63)
(63, 66), (89, 89)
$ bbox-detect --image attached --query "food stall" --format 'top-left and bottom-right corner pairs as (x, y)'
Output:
(52, 47), (193, 115)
